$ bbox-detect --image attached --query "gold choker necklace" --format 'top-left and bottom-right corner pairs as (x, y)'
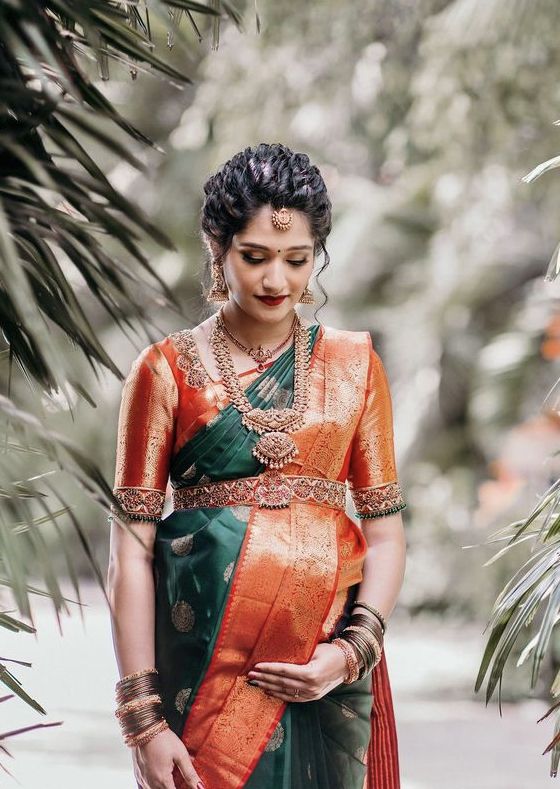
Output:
(218, 311), (297, 372)
(210, 310), (311, 469)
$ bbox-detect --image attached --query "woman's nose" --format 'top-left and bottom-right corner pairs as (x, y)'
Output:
(262, 260), (287, 293)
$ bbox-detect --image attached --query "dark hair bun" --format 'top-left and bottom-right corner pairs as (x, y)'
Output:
(200, 142), (332, 263)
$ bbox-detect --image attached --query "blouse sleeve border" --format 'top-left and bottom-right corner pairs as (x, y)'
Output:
(111, 486), (166, 522)
(349, 480), (406, 520)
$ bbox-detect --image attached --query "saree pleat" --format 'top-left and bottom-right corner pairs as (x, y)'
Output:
(142, 323), (402, 788)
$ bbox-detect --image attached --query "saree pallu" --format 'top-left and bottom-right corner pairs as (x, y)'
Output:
(115, 322), (404, 789)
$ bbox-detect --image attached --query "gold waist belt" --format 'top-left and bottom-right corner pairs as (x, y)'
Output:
(172, 472), (347, 511)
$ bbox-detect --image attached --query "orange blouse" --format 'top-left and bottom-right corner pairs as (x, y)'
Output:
(112, 325), (406, 522)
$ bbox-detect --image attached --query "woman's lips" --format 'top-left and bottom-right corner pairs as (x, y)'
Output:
(255, 295), (288, 306)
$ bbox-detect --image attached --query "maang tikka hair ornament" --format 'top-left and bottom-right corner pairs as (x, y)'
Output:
(271, 206), (293, 231)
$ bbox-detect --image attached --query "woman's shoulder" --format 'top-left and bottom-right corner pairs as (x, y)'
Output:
(319, 323), (372, 352)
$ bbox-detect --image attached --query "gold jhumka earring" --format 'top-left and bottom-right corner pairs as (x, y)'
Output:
(207, 261), (229, 303)
(298, 285), (315, 304)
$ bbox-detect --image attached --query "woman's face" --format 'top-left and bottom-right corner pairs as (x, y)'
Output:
(220, 204), (315, 325)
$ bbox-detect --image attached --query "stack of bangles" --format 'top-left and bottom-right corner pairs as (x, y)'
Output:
(330, 600), (386, 684)
(115, 668), (170, 747)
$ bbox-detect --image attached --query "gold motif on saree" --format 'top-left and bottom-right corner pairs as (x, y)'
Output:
(171, 600), (195, 632)
(255, 374), (281, 400)
(230, 504), (251, 521)
(171, 535), (194, 556)
(273, 386), (291, 409)
(180, 463), (197, 480)
(174, 687), (192, 714)
(170, 329), (210, 389)
(341, 703), (358, 719)
(354, 745), (367, 763)
(264, 721), (285, 752)
(172, 472), (347, 511)
(223, 561), (234, 582)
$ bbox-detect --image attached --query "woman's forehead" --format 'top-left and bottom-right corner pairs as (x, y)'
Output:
(235, 205), (313, 247)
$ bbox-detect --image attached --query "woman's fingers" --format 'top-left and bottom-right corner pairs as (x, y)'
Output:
(251, 676), (303, 694)
(175, 755), (205, 789)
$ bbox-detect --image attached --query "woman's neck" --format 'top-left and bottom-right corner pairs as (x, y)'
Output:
(219, 302), (300, 348)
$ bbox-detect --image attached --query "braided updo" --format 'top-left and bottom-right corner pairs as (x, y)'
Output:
(200, 143), (332, 311)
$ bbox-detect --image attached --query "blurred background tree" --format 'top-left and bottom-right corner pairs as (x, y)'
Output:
(0, 0), (244, 766)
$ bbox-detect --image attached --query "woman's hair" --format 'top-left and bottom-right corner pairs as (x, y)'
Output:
(200, 143), (332, 314)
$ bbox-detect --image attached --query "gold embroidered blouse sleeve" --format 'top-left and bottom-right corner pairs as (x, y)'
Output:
(347, 336), (406, 520)
(113, 343), (178, 522)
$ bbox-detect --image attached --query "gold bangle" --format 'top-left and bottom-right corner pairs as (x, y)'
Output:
(115, 694), (162, 718)
(117, 668), (158, 686)
(115, 674), (161, 705)
(331, 637), (360, 684)
(345, 625), (383, 665)
(120, 710), (165, 737)
(353, 601), (387, 633)
(348, 613), (384, 644)
(126, 719), (169, 748)
(118, 705), (165, 731)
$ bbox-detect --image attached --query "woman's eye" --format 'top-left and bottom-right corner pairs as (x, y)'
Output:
(241, 253), (307, 266)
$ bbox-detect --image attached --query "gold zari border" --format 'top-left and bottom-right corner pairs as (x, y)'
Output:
(113, 486), (166, 519)
(349, 480), (406, 519)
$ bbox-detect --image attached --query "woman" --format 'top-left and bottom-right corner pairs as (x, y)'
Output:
(107, 143), (407, 789)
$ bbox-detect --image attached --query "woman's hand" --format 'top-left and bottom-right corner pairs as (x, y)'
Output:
(246, 642), (349, 703)
(133, 726), (204, 789)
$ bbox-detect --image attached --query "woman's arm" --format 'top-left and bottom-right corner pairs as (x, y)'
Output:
(108, 342), (177, 676)
(107, 344), (205, 789)
(354, 511), (407, 621)
(107, 518), (157, 677)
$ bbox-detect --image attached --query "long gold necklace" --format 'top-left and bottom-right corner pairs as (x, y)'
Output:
(219, 312), (297, 372)
(210, 309), (311, 469)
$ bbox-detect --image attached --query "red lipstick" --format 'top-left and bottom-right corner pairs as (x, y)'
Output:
(256, 295), (287, 306)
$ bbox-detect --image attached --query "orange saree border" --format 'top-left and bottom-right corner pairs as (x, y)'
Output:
(176, 502), (340, 788)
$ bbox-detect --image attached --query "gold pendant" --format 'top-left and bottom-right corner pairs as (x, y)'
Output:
(252, 432), (299, 469)
(243, 407), (303, 434)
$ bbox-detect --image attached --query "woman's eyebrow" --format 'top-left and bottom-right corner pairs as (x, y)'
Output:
(237, 242), (313, 251)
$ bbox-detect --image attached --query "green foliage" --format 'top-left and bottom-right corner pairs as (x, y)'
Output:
(0, 0), (245, 764)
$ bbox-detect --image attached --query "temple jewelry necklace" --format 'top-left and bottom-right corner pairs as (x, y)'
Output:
(210, 309), (311, 469)
(219, 311), (298, 372)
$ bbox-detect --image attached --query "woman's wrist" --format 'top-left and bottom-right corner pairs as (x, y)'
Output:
(329, 640), (352, 682)
(114, 667), (169, 747)
(331, 638), (361, 683)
